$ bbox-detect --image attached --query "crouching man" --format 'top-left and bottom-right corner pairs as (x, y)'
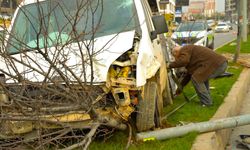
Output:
(168, 45), (228, 107)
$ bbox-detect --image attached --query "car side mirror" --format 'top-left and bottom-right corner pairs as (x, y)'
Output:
(151, 15), (168, 40)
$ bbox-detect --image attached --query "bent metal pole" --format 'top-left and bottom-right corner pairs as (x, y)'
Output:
(137, 114), (250, 141)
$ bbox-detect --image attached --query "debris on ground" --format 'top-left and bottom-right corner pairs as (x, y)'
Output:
(236, 135), (250, 150)
(222, 53), (250, 68)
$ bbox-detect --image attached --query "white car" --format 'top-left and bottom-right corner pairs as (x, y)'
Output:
(171, 21), (214, 49)
(0, 0), (172, 137)
(207, 19), (216, 28)
(215, 23), (230, 32)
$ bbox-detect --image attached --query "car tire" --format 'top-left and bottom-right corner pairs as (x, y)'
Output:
(136, 81), (163, 132)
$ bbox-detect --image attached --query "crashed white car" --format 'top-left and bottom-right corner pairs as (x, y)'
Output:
(0, 0), (172, 137)
(171, 21), (214, 49)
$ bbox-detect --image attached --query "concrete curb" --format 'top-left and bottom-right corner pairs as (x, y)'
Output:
(214, 38), (236, 51)
(191, 68), (250, 150)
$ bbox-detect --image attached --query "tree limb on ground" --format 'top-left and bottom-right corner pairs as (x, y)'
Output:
(59, 123), (100, 150)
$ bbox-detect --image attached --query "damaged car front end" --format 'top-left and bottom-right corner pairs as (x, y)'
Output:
(0, 0), (170, 139)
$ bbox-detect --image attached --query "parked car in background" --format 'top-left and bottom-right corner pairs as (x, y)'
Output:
(215, 22), (230, 32)
(171, 20), (214, 49)
(207, 19), (216, 28)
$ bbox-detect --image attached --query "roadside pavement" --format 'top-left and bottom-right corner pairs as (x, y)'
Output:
(192, 68), (250, 150)
(226, 87), (250, 150)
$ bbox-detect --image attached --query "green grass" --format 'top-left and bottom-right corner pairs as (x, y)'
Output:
(216, 35), (250, 54)
(166, 63), (242, 125)
(90, 62), (243, 150)
(90, 131), (198, 150)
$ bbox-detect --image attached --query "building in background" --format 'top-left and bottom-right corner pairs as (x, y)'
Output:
(1, 0), (16, 13)
(175, 0), (190, 23)
(157, 0), (176, 28)
(204, 0), (215, 18)
(188, 0), (205, 15)
(157, 0), (176, 15)
(225, 0), (237, 22)
(0, 0), (22, 14)
(175, 6), (182, 23)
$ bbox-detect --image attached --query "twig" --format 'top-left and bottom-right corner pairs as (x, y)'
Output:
(125, 123), (132, 150)
(59, 123), (100, 150)
(35, 128), (72, 150)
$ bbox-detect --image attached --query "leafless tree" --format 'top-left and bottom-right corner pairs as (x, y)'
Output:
(0, 0), (138, 149)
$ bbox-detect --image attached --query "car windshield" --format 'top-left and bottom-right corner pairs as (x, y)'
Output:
(7, 0), (140, 54)
(176, 22), (206, 32)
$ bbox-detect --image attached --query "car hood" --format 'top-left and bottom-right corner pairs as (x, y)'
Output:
(172, 31), (206, 39)
(0, 30), (160, 87)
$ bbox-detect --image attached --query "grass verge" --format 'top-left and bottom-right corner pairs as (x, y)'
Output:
(90, 62), (243, 150)
(216, 35), (250, 54)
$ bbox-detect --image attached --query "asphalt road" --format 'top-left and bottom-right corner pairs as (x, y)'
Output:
(214, 25), (237, 49)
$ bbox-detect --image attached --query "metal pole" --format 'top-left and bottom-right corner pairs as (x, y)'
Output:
(233, 0), (241, 63)
(161, 94), (197, 121)
(137, 114), (250, 141)
(241, 0), (247, 42)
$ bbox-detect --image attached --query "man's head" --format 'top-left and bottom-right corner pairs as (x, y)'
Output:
(172, 46), (182, 58)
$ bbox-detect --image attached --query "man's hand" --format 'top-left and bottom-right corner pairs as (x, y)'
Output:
(175, 87), (182, 96)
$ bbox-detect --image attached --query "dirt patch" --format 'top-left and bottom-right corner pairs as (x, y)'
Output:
(223, 53), (250, 68)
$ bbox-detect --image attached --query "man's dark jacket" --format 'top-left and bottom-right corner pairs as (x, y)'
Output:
(169, 45), (227, 82)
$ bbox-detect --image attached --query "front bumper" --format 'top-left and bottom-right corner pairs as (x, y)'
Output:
(0, 82), (136, 139)
(171, 37), (206, 46)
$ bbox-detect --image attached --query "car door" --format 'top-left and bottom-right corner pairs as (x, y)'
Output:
(206, 23), (214, 45)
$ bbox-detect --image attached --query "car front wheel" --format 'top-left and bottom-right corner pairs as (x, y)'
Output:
(136, 81), (163, 132)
